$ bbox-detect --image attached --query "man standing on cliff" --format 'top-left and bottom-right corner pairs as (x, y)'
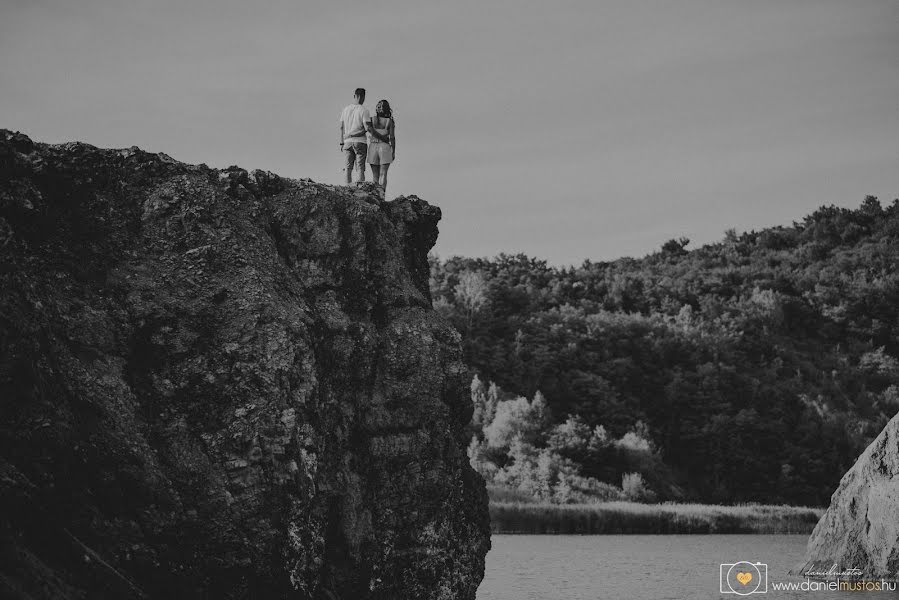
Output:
(339, 88), (374, 184)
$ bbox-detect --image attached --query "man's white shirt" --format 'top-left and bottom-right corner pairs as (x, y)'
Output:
(340, 104), (371, 144)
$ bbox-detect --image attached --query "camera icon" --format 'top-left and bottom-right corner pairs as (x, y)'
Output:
(720, 561), (767, 595)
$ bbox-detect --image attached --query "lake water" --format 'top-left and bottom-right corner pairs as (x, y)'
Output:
(478, 535), (897, 599)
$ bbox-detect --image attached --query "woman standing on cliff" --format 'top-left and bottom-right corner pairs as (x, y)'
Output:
(367, 99), (396, 194)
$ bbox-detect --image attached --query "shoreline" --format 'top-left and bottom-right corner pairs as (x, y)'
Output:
(489, 500), (823, 535)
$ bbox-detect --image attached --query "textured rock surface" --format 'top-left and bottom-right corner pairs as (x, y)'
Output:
(0, 130), (490, 599)
(796, 412), (899, 580)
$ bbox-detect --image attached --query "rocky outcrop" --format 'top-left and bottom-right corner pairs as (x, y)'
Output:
(796, 412), (899, 580)
(0, 130), (490, 599)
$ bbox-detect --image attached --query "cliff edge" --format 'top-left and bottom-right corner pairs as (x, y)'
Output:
(0, 130), (490, 599)
(796, 412), (899, 580)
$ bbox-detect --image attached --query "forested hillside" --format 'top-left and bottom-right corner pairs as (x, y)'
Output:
(431, 197), (899, 506)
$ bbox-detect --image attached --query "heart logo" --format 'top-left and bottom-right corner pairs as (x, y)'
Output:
(736, 572), (753, 585)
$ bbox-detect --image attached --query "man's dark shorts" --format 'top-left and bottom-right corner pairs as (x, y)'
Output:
(344, 142), (367, 177)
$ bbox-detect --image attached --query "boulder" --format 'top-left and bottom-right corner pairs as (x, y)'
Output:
(795, 412), (899, 580)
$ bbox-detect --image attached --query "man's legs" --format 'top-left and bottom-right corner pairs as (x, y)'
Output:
(343, 146), (354, 184)
(354, 143), (367, 182)
(343, 143), (368, 183)
(370, 164), (380, 187)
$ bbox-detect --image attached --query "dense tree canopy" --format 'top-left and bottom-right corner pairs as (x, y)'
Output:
(434, 197), (899, 506)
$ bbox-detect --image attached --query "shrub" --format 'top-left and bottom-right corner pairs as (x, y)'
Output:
(622, 472), (657, 503)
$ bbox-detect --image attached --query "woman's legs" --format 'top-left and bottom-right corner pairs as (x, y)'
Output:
(370, 164), (380, 188)
(379, 163), (391, 194)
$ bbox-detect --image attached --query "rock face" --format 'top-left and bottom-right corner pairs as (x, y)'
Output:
(796, 412), (899, 580)
(0, 130), (490, 599)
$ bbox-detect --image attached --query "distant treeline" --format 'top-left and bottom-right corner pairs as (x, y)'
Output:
(432, 197), (899, 506)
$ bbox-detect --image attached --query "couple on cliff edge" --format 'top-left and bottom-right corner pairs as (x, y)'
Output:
(338, 87), (396, 194)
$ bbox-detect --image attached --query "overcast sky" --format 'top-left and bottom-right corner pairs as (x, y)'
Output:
(2, 0), (897, 264)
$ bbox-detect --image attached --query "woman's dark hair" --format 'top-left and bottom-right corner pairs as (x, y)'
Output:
(375, 99), (392, 120)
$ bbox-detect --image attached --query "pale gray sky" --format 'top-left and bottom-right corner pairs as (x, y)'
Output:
(2, 0), (897, 264)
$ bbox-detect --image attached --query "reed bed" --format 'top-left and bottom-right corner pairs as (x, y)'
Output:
(489, 500), (823, 535)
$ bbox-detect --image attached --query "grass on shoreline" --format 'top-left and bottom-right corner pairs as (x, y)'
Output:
(489, 500), (823, 535)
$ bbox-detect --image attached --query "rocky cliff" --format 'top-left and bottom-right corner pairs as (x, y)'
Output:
(0, 130), (490, 599)
(796, 412), (899, 580)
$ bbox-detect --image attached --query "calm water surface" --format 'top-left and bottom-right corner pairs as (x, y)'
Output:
(478, 535), (897, 600)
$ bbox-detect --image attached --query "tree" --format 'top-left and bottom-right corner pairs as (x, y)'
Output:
(484, 397), (539, 449)
(661, 237), (690, 257)
(484, 382), (500, 429)
(529, 390), (551, 433)
(454, 270), (488, 334)
(470, 375), (488, 431)
(483, 391), (550, 449)
(622, 472), (656, 503)
(588, 425), (610, 452)
(547, 415), (592, 455)
(615, 421), (654, 453)
(535, 450), (559, 500)
(860, 347), (899, 379)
